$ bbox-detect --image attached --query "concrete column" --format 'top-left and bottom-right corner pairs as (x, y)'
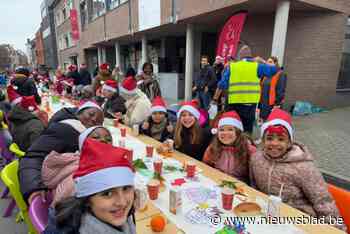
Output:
(271, 0), (290, 65)
(97, 47), (102, 65)
(101, 47), (106, 63)
(115, 41), (122, 69)
(160, 37), (166, 58)
(185, 24), (194, 101)
(141, 35), (148, 66)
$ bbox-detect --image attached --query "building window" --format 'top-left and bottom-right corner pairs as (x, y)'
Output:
(80, 0), (88, 30)
(108, 0), (128, 10)
(92, 0), (106, 20)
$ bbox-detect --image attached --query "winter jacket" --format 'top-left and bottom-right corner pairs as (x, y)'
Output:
(92, 72), (113, 92)
(79, 68), (92, 86)
(7, 106), (45, 152)
(11, 74), (41, 104)
(203, 144), (256, 184)
(48, 107), (78, 126)
(139, 116), (174, 142)
(175, 126), (212, 161)
(41, 151), (79, 207)
(214, 63), (225, 83)
(138, 76), (162, 101)
(194, 65), (217, 94)
(19, 119), (86, 201)
(103, 94), (126, 119)
(250, 142), (347, 231)
(66, 71), (82, 86)
(259, 70), (287, 106)
(123, 89), (151, 127)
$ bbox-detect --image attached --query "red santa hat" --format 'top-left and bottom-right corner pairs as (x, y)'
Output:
(77, 100), (102, 113)
(102, 79), (118, 93)
(211, 111), (243, 134)
(7, 85), (22, 106)
(99, 63), (110, 71)
(73, 138), (135, 198)
(20, 96), (39, 112)
(119, 76), (137, 95)
(177, 100), (200, 120)
(261, 109), (293, 140)
(151, 96), (167, 113)
(78, 126), (106, 151)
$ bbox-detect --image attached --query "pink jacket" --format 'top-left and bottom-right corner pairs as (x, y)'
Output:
(250, 142), (346, 231)
(203, 144), (256, 184)
(41, 151), (79, 207)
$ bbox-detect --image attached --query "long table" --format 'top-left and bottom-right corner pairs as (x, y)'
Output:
(45, 95), (346, 234)
(106, 123), (346, 234)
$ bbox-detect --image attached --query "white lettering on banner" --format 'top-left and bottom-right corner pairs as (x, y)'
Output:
(138, 0), (160, 31)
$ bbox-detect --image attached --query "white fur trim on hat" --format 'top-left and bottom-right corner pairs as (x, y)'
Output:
(75, 167), (134, 198)
(77, 101), (102, 113)
(177, 105), (200, 120)
(151, 106), (167, 113)
(78, 126), (102, 151)
(119, 84), (136, 95)
(28, 106), (35, 112)
(102, 84), (117, 93)
(218, 117), (243, 131)
(211, 128), (218, 135)
(11, 97), (22, 106)
(261, 119), (293, 140)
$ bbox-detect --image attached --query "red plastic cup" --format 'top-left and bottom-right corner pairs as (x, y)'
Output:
(222, 187), (234, 211)
(186, 161), (196, 178)
(120, 128), (126, 137)
(153, 159), (163, 175)
(125, 150), (133, 162)
(146, 146), (154, 158)
(113, 119), (119, 127)
(147, 179), (160, 200)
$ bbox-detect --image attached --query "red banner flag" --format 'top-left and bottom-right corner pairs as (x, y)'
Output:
(70, 9), (80, 41)
(216, 12), (247, 62)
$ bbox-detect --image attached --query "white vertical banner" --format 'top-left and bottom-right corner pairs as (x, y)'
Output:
(138, 0), (161, 31)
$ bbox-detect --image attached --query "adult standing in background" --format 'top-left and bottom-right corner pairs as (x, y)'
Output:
(212, 45), (277, 134)
(259, 56), (287, 121)
(137, 62), (161, 101)
(79, 64), (92, 86)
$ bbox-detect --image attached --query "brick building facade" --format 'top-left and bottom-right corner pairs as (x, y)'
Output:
(49, 0), (350, 108)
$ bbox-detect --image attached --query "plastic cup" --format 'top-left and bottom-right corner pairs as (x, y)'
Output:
(120, 128), (126, 137)
(133, 124), (139, 136)
(166, 139), (174, 152)
(147, 179), (160, 200)
(146, 146), (154, 158)
(186, 161), (196, 178)
(222, 187), (234, 211)
(153, 159), (163, 175)
(125, 150), (133, 162)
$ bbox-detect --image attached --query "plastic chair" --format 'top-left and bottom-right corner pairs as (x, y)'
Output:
(29, 193), (52, 233)
(328, 184), (350, 232)
(1, 160), (37, 234)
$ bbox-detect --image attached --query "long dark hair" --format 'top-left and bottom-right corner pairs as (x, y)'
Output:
(174, 118), (202, 148)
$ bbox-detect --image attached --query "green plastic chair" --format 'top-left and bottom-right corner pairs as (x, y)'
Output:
(1, 160), (37, 234)
(9, 143), (25, 158)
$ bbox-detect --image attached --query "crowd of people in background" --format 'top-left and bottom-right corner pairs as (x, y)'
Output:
(0, 44), (346, 233)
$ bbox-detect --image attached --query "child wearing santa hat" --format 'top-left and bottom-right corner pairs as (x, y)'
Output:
(173, 99), (212, 161)
(140, 96), (174, 142)
(119, 76), (151, 127)
(42, 126), (113, 208)
(203, 111), (256, 184)
(249, 109), (346, 231)
(7, 95), (45, 151)
(44, 138), (136, 234)
(101, 79), (126, 119)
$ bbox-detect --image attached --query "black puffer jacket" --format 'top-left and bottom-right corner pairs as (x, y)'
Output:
(139, 116), (174, 142)
(11, 74), (41, 104)
(8, 106), (45, 152)
(48, 107), (78, 126)
(19, 118), (85, 201)
(66, 71), (82, 86)
(79, 68), (92, 86)
(176, 127), (212, 161)
(103, 94), (126, 119)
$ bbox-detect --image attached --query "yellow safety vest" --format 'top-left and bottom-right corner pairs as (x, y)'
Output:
(228, 61), (260, 104)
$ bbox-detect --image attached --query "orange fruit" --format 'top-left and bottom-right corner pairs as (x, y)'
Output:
(150, 215), (166, 232)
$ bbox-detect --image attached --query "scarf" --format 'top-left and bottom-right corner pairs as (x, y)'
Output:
(79, 212), (136, 234)
(150, 118), (167, 141)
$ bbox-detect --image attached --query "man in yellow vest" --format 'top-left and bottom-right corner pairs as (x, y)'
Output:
(212, 45), (278, 134)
